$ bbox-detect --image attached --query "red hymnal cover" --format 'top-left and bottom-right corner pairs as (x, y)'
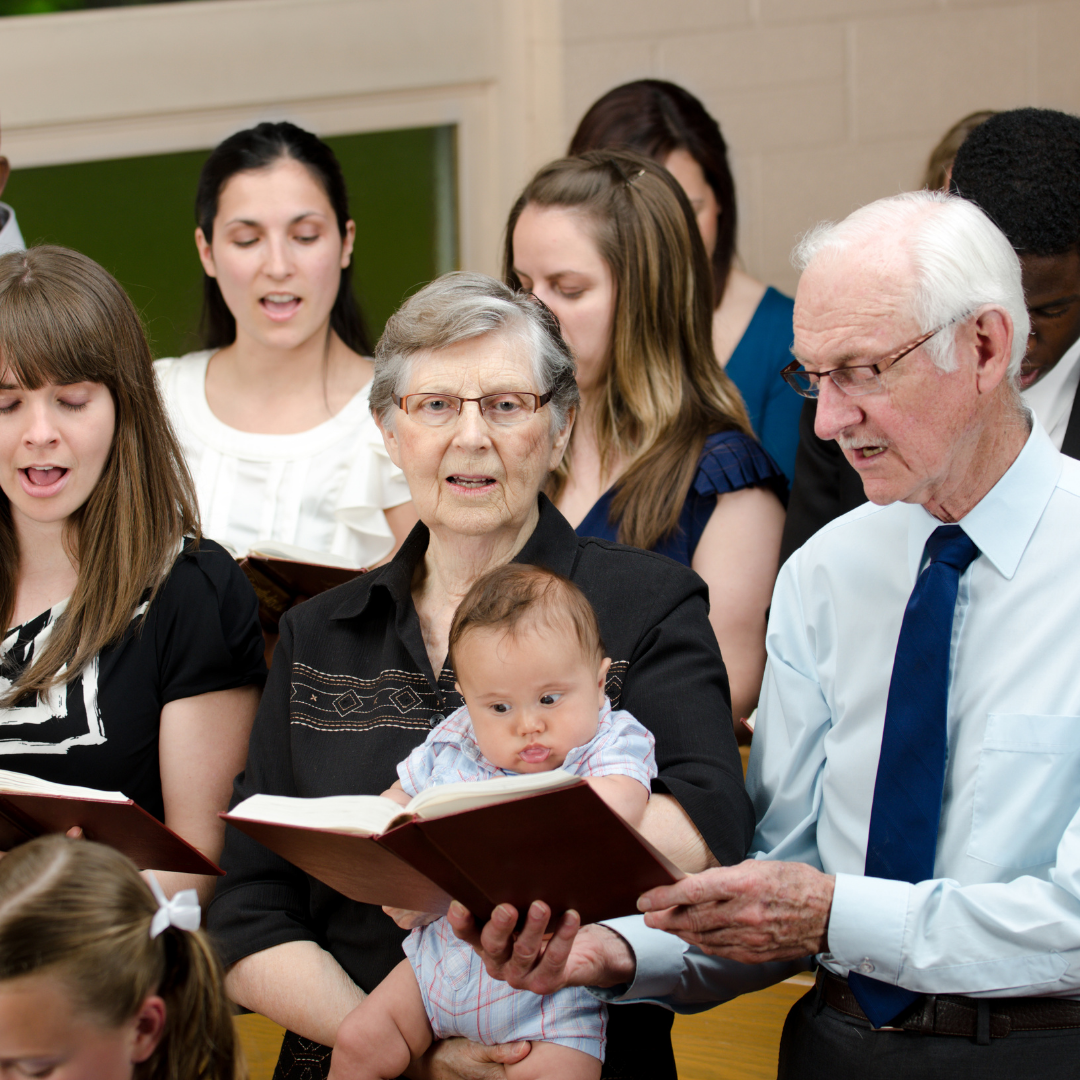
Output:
(224, 780), (683, 924)
(0, 793), (221, 875)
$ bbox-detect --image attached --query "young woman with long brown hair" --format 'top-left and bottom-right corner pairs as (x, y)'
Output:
(0, 246), (265, 903)
(0, 835), (239, 1079)
(570, 80), (801, 483)
(505, 151), (785, 725)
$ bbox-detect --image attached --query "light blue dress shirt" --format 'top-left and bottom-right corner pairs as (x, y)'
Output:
(601, 422), (1080, 1009)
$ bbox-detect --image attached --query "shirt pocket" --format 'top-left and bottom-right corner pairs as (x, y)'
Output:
(434, 934), (477, 993)
(968, 713), (1080, 869)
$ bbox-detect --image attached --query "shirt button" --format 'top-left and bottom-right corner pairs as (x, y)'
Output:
(430, 713), (446, 727)
(855, 959), (875, 975)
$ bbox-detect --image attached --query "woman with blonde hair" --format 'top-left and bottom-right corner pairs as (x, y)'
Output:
(0, 246), (265, 903)
(505, 150), (785, 724)
(0, 835), (239, 1079)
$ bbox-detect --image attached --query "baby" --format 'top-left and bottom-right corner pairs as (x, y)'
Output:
(329, 562), (658, 1080)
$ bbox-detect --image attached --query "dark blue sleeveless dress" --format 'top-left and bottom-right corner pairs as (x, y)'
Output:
(575, 430), (787, 567)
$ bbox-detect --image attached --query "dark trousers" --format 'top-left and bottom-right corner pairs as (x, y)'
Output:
(271, 1004), (676, 1080)
(778, 987), (1080, 1080)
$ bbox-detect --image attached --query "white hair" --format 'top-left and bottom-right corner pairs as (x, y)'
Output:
(792, 190), (1029, 381)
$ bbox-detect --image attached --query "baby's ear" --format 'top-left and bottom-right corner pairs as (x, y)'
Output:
(597, 656), (612, 691)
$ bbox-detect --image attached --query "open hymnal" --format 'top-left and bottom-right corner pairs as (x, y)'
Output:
(0, 769), (221, 875)
(233, 768), (582, 836)
(225, 770), (682, 923)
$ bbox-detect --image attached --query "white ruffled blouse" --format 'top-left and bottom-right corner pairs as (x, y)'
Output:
(154, 351), (412, 569)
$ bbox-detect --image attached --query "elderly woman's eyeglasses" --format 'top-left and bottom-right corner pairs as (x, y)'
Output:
(393, 391), (553, 426)
(780, 323), (952, 399)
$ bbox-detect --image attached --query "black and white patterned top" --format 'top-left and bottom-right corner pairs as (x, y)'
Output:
(0, 538), (266, 820)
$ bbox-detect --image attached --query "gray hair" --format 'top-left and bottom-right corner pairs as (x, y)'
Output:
(370, 271), (579, 434)
(793, 190), (1029, 382)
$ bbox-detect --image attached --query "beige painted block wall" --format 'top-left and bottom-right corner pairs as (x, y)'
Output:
(4, 0), (1080, 288)
(560, 0), (1080, 297)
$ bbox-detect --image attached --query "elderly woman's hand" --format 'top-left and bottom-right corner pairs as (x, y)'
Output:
(405, 1037), (531, 1080)
(447, 900), (636, 995)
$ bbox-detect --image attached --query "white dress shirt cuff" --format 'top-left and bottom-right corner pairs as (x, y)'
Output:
(589, 916), (807, 1012)
(589, 916), (690, 1002)
(828, 872), (911, 982)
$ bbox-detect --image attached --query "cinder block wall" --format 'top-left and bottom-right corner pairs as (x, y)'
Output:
(560, 0), (1080, 296)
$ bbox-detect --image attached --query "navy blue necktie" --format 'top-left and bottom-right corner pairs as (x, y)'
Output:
(847, 524), (980, 1028)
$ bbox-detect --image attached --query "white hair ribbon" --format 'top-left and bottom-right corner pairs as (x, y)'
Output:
(146, 872), (201, 939)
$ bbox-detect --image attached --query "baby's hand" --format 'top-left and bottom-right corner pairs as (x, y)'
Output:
(381, 781), (413, 808)
(383, 906), (441, 930)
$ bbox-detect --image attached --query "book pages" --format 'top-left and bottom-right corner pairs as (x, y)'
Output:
(0, 769), (128, 803)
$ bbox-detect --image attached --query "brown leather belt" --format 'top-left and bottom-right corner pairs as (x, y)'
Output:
(817, 970), (1080, 1038)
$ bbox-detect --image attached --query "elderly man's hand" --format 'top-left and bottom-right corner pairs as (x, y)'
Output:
(405, 1037), (531, 1080)
(636, 860), (834, 963)
(447, 900), (636, 994)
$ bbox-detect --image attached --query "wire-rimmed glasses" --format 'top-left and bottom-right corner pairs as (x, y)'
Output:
(781, 321), (956, 399)
(392, 391), (553, 426)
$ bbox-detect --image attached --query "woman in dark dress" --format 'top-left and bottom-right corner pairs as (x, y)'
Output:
(0, 246), (265, 904)
(209, 273), (753, 1079)
(505, 151), (786, 726)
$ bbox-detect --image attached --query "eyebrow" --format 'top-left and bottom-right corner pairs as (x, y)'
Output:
(1030, 292), (1080, 307)
(514, 267), (587, 282)
(787, 348), (866, 370)
(224, 211), (327, 228)
(0, 380), (94, 390)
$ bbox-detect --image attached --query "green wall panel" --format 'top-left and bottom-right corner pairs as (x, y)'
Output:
(3, 125), (456, 358)
(1, 1), (201, 17)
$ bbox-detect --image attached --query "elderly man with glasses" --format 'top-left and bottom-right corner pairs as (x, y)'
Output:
(450, 190), (1080, 1078)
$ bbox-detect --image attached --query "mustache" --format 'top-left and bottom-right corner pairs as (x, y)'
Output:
(836, 434), (890, 451)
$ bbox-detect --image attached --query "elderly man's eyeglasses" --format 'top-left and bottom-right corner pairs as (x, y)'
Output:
(393, 391), (552, 426)
(780, 323), (952, 399)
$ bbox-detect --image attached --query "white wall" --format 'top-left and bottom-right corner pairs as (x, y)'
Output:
(560, 0), (1080, 294)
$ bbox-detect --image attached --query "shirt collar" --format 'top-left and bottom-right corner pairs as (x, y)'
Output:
(1022, 333), (1080, 436)
(331, 493), (578, 621)
(906, 420), (1063, 582)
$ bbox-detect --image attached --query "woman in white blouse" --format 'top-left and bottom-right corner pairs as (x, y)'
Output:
(156, 122), (416, 568)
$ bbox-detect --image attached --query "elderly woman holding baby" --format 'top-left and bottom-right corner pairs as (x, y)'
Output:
(209, 272), (752, 1080)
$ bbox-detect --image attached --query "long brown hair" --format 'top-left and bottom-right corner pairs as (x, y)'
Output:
(503, 151), (752, 550)
(0, 836), (240, 1080)
(0, 247), (200, 705)
(569, 80), (739, 308)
